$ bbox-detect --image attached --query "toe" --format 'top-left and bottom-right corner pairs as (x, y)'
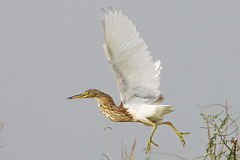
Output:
(151, 140), (159, 147)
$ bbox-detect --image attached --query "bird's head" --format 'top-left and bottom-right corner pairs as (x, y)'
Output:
(67, 89), (102, 99)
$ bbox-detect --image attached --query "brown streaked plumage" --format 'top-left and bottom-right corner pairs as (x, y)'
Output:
(67, 8), (189, 153)
(68, 89), (134, 122)
(92, 89), (134, 122)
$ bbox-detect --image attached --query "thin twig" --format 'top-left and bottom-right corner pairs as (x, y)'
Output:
(220, 99), (228, 153)
(206, 117), (211, 147)
(233, 138), (237, 160)
(121, 140), (124, 160)
(222, 117), (240, 133)
(129, 139), (136, 160)
(102, 127), (113, 160)
(217, 129), (232, 151)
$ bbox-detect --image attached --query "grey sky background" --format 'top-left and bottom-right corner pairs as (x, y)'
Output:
(1, 1), (240, 160)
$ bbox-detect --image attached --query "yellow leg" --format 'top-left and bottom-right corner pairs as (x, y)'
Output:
(157, 121), (190, 146)
(145, 123), (158, 153)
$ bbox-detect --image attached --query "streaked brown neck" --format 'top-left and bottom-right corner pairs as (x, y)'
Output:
(95, 91), (133, 122)
(95, 91), (116, 108)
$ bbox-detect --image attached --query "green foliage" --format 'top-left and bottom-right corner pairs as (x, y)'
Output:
(195, 101), (240, 160)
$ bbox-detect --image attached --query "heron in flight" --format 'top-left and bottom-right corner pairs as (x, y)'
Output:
(68, 8), (189, 153)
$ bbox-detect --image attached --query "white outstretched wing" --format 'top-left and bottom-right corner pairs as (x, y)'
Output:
(101, 8), (163, 105)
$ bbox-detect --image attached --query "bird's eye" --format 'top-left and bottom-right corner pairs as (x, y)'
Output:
(83, 92), (89, 97)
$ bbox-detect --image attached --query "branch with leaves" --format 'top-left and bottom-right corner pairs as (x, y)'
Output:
(195, 100), (240, 160)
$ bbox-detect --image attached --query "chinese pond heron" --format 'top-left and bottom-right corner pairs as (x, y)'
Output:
(68, 8), (189, 153)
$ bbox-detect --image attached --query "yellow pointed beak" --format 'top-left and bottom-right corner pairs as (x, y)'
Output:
(67, 94), (84, 99)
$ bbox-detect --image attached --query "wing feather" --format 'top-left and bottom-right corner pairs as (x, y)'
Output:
(101, 8), (163, 104)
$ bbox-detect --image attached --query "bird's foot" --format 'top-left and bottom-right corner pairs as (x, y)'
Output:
(175, 131), (190, 146)
(159, 122), (190, 147)
(145, 138), (159, 153)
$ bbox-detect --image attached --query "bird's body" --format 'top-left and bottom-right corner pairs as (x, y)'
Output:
(68, 8), (189, 152)
(81, 89), (172, 123)
(94, 89), (133, 122)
